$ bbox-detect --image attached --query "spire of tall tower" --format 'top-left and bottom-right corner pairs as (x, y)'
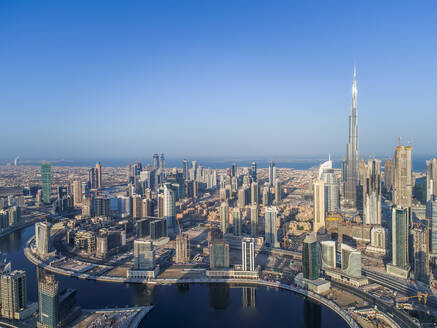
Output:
(352, 66), (357, 111)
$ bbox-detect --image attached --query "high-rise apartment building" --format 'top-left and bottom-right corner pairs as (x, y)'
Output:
(411, 228), (429, 284)
(264, 206), (278, 247)
(133, 239), (155, 270)
(313, 179), (325, 233)
(0, 270), (27, 320)
(250, 181), (259, 205)
(274, 180), (281, 204)
(428, 199), (437, 255)
(183, 159), (189, 180)
(242, 237), (255, 271)
(393, 143), (413, 208)
(220, 202), (229, 234)
(268, 161), (276, 187)
(164, 183), (176, 228)
(384, 159), (395, 193)
(36, 222), (52, 256)
(363, 159), (382, 225)
(302, 233), (320, 280)
(132, 195), (142, 219)
(95, 197), (110, 217)
(95, 162), (102, 189)
(250, 205), (258, 237)
(38, 274), (59, 328)
(72, 180), (82, 206)
(209, 240), (230, 269)
(175, 234), (190, 263)
(321, 168), (339, 214)
(232, 208), (242, 236)
(250, 161), (257, 182)
(153, 154), (159, 170)
(426, 158), (437, 201)
(41, 163), (52, 204)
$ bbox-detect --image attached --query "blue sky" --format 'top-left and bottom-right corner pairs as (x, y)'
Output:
(1, 1), (436, 161)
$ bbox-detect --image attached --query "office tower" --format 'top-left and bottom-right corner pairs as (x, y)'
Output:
(133, 239), (155, 270)
(251, 161), (257, 182)
(142, 198), (153, 218)
(313, 179), (325, 233)
(343, 67), (359, 210)
(250, 182), (259, 205)
(95, 162), (102, 189)
(262, 185), (270, 206)
(268, 161), (275, 186)
(322, 169), (339, 213)
(341, 244), (362, 277)
(250, 205), (258, 237)
(302, 232), (320, 280)
(428, 199), (437, 255)
(393, 143), (413, 208)
(152, 154), (159, 169)
(274, 180), (281, 204)
(36, 222), (52, 256)
(426, 158), (437, 201)
(183, 159), (189, 180)
(72, 180), (82, 206)
(95, 197), (110, 217)
(411, 228), (429, 284)
(38, 274), (59, 327)
(363, 159), (382, 225)
(231, 162), (237, 177)
(232, 208), (242, 236)
(132, 195), (142, 219)
(384, 159), (395, 193)
(318, 155), (332, 179)
(242, 237), (255, 271)
(41, 163), (52, 204)
(390, 207), (410, 270)
(175, 234), (190, 263)
(321, 240), (336, 269)
(264, 206), (278, 247)
(88, 168), (97, 189)
(164, 183), (176, 228)
(209, 240), (230, 269)
(220, 202), (229, 234)
(1, 270), (27, 319)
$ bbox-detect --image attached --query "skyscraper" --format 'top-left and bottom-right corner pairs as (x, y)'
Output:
(250, 181), (259, 205)
(209, 240), (230, 269)
(274, 180), (281, 204)
(41, 163), (52, 204)
(264, 206), (278, 247)
(153, 154), (159, 170)
(363, 159), (382, 225)
(341, 244), (362, 277)
(428, 199), (437, 255)
(133, 239), (155, 270)
(220, 202), (229, 234)
(387, 207), (410, 278)
(384, 159), (395, 193)
(242, 237), (255, 271)
(393, 143), (413, 208)
(322, 168), (339, 213)
(38, 274), (59, 328)
(95, 162), (102, 189)
(72, 180), (82, 206)
(95, 197), (110, 217)
(175, 234), (190, 263)
(426, 158), (437, 201)
(268, 161), (276, 187)
(250, 205), (258, 237)
(183, 159), (189, 180)
(250, 161), (257, 182)
(164, 183), (176, 228)
(313, 179), (325, 233)
(343, 67), (359, 211)
(88, 167), (97, 189)
(0, 270), (27, 320)
(321, 240), (336, 269)
(36, 222), (52, 256)
(232, 208), (242, 236)
(302, 233), (320, 280)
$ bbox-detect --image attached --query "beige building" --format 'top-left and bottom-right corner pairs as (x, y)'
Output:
(393, 144), (412, 208)
(313, 179), (325, 233)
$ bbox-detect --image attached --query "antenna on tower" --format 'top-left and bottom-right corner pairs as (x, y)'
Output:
(398, 137), (401, 146)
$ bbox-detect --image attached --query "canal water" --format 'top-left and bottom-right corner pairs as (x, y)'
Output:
(0, 225), (349, 328)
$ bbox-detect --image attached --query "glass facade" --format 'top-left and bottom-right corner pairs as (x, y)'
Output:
(41, 163), (52, 204)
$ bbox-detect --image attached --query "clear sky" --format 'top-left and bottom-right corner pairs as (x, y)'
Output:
(1, 1), (436, 161)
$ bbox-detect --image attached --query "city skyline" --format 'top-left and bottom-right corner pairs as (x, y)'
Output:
(1, 1), (437, 159)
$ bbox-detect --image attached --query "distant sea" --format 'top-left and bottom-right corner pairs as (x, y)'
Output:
(2, 156), (431, 171)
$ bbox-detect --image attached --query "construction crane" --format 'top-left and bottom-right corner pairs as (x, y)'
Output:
(406, 292), (428, 304)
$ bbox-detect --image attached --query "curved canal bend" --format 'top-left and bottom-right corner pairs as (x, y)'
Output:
(2, 225), (350, 328)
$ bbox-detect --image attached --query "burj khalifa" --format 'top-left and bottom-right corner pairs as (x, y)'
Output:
(343, 67), (359, 211)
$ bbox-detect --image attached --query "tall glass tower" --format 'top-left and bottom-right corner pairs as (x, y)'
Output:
(343, 67), (359, 211)
(41, 163), (52, 204)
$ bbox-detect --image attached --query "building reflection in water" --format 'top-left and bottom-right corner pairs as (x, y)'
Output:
(304, 299), (321, 328)
(0, 230), (22, 254)
(209, 284), (230, 310)
(132, 284), (155, 306)
(242, 287), (256, 309)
